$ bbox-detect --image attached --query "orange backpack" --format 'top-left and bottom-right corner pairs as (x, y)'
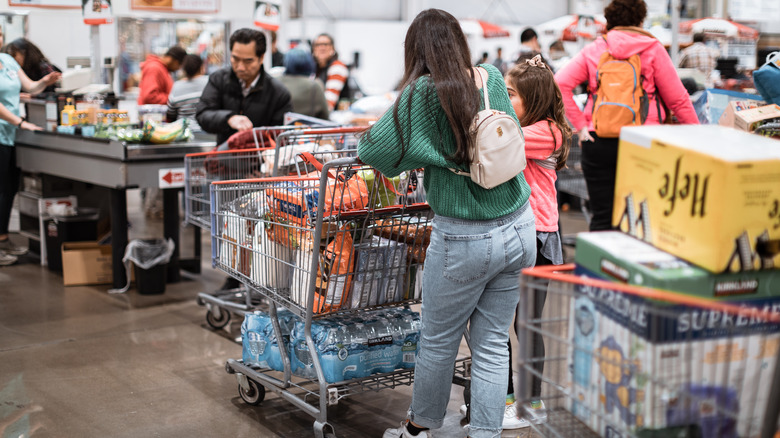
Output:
(591, 34), (650, 138)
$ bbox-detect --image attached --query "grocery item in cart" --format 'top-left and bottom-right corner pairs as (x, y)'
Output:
(242, 309), (298, 371)
(288, 308), (421, 383)
(350, 238), (386, 309)
(350, 236), (408, 309)
(613, 125), (780, 273)
(250, 221), (295, 291)
(373, 217), (431, 263)
(313, 225), (356, 313)
(227, 128), (278, 150)
(261, 142), (337, 175)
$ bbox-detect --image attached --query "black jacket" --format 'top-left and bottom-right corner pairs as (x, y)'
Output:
(196, 66), (292, 144)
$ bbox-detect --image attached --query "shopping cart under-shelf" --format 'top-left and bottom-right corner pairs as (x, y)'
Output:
(210, 156), (461, 437)
(515, 264), (780, 438)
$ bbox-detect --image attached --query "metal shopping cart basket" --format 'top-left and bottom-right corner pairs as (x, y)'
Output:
(184, 126), (366, 330)
(210, 157), (463, 437)
(514, 264), (780, 438)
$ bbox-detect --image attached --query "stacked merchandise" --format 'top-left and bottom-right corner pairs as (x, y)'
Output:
(569, 125), (780, 437)
(241, 308), (421, 384)
(571, 232), (779, 437)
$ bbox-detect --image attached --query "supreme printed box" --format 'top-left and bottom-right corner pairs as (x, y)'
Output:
(613, 125), (780, 273)
(573, 232), (780, 343)
(571, 232), (780, 437)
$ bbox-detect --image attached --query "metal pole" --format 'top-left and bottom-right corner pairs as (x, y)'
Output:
(670, 0), (681, 66)
(90, 25), (101, 84)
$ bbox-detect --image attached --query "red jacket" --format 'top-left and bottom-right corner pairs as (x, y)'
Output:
(555, 28), (698, 131)
(137, 55), (173, 105)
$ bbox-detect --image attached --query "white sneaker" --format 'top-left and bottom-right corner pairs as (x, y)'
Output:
(0, 238), (26, 256)
(383, 421), (430, 438)
(522, 400), (548, 424)
(459, 404), (468, 417)
(502, 403), (531, 430)
(0, 251), (18, 266)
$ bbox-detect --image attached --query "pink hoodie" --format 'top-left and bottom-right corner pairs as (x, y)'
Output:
(555, 28), (699, 131)
(524, 120), (563, 232)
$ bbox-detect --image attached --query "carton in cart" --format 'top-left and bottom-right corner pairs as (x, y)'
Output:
(733, 104), (780, 133)
(570, 232), (780, 437)
(613, 125), (780, 273)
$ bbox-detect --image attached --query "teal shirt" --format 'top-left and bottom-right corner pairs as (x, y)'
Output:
(0, 53), (22, 147)
(358, 63), (531, 220)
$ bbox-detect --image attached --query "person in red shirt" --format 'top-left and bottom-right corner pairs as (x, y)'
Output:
(137, 46), (186, 105)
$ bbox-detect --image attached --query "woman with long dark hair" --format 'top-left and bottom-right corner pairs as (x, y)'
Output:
(358, 9), (536, 438)
(4, 38), (61, 94)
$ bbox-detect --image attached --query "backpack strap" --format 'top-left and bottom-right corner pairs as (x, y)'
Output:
(475, 67), (491, 110)
(449, 68), (491, 178)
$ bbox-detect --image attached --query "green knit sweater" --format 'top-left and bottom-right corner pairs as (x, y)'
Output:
(357, 64), (531, 220)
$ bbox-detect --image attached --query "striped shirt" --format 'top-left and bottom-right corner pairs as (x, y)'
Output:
(318, 59), (349, 111)
(167, 75), (209, 131)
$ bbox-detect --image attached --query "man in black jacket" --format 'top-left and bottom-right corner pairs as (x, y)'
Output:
(197, 28), (292, 291)
(197, 28), (292, 144)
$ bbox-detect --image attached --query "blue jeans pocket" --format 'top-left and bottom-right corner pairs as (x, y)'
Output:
(443, 233), (492, 284)
(513, 219), (536, 268)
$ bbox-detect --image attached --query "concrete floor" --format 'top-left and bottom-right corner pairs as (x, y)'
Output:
(0, 191), (589, 438)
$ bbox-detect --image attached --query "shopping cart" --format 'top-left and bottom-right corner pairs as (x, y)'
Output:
(210, 157), (466, 437)
(557, 143), (591, 243)
(515, 264), (780, 438)
(184, 126), (365, 330)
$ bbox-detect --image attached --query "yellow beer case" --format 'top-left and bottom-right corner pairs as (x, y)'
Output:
(613, 125), (780, 273)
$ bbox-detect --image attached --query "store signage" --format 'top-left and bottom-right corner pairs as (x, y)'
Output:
(254, 0), (281, 31)
(9, 0), (80, 7)
(82, 0), (112, 25)
(158, 168), (185, 189)
(131, 0), (218, 12)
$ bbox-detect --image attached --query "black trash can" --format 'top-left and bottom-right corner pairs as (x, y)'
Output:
(132, 239), (169, 295)
(46, 208), (100, 273)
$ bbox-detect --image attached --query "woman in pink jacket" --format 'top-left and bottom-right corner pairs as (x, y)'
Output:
(554, 0), (698, 231)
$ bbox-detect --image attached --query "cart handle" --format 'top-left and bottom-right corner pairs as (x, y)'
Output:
(185, 147), (274, 158)
(211, 176), (320, 185)
(522, 264), (780, 323)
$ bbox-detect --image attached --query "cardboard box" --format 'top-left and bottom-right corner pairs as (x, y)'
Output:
(734, 104), (780, 132)
(574, 232), (780, 303)
(718, 100), (762, 128)
(61, 241), (112, 286)
(569, 281), (778, 435)
(613, 125), (780, 273)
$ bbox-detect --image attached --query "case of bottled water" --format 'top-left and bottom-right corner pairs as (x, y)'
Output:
(289, 308), (421, 383)
(241, 308), (298, 371)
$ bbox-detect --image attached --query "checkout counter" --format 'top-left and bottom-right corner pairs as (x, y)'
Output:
(14, 129), (216, 289)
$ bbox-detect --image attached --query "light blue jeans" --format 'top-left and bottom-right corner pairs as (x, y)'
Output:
(408, 201), (536, 438)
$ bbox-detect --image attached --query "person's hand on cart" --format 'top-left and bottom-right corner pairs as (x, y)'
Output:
(228, 115), (254, 132)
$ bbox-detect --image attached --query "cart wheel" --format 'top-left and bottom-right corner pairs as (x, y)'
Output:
(206, 308), (231, 329)
(238, 380), (265, 406)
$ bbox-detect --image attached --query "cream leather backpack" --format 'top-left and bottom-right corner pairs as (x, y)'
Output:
(449, 68), (526, 189)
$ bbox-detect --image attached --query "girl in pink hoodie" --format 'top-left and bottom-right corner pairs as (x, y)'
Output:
(554, 0), (698, 231)
(501, 54), (572, 429)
